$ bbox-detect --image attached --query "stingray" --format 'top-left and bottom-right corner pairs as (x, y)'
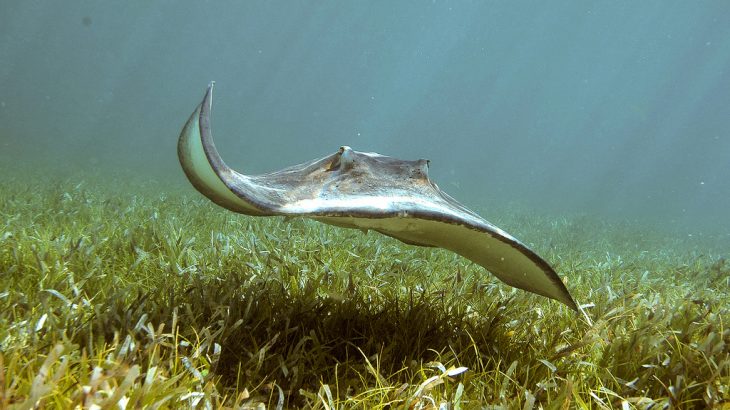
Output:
(177, 83), (577, 311)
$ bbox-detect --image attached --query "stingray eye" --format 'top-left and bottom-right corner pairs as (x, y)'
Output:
(339, 146), (355, 170)
(411, 159), (430, 179)
(327, 146), (355, 172)
(325, 159), (340, 171)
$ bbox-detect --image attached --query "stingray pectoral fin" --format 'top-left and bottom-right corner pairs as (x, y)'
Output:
(178, 83), (273, 216)
(374, 229), (437, 247)
(320, 215), (577, 311)
(421, 220), (576, 311)
(449, 224), (577, 311)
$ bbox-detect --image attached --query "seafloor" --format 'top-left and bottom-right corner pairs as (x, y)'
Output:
(1, 176), (728, 408)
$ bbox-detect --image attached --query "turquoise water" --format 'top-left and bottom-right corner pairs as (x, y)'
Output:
(1, 2), (729, 236)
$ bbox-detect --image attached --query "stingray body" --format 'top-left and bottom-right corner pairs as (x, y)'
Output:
(178, 83), (577, 311)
